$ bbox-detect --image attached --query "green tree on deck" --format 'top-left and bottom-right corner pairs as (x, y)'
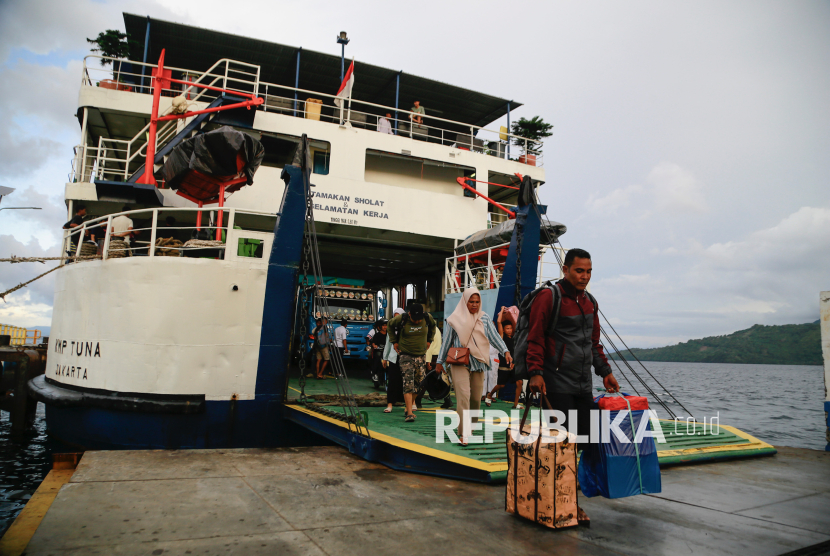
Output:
(86, 30), (138, 67)
(511, 116), (553, 153)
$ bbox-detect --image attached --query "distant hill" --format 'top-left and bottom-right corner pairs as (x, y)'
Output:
(611, 321), (822, 366)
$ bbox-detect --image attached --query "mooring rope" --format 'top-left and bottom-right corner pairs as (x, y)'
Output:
(0, 255), (100, 263)
(0, 255), (102, 302)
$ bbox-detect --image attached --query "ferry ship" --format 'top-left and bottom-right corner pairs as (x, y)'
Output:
(28, 14), (775, 481)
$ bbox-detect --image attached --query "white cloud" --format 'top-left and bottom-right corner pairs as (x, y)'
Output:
(0, 0), (178, 63)
(584, 162), (706, 219)
(598, 205), (830, 347)
(647, 162), (708, 214)
(0, 235), (60, 322)
(0, 291), (54, 328)
(0, 186), (68, 248)
(0, 125), (64, 176)
(0, 60), (82, 129)
(694, 206), (830, 276)
(586, 184), (643, 215)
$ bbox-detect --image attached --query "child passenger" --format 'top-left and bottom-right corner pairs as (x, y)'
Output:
(485, 307), (523, 409)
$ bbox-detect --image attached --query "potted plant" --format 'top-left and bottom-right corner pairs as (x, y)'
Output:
(510, 116), (553, 166)
(87, 30), (138, 89)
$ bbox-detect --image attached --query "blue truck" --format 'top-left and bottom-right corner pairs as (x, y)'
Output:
(304, 284), (379, 361)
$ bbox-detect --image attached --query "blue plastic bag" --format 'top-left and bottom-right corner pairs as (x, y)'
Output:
(578, 397), (662, 499)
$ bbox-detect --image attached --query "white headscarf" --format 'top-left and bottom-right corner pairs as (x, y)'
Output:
(446, 287), (490, 364)
(394, 308), (405, 316)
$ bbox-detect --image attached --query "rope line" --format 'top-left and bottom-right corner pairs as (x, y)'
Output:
(530, 194), (692, 419)
(294, 136), (370, 438)
(0, 255), (102, 302)
(1, 255), (101, 263)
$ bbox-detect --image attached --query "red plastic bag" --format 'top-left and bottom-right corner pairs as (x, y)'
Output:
(597, 394), (649, 411)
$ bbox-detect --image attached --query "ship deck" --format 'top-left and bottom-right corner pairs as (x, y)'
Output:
(284, 374), (777, 483)
(5, 445), (828, 556)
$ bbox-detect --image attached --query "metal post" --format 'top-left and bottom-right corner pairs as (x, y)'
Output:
(149, 209), (158, 257)
(139, 49), (165, 186)
(820, 291), (830, 451)
(216, 185), (226, 242)
(79, 108), (89, 182)
(102, 216), (113, 259)
(394, 72), (400, 134)
(225, 209), (235, 261)
(11, 355), (30, 434)
(506, 101), (511, 159)
(293, 48), (301, 117)
(74, 224), (86, 258)
(140, 16), (151, 94)
(341, 44), (345, 82)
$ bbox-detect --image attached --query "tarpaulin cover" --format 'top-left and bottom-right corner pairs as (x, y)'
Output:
(455, 219), (567, 255)
(162, 126), (265, 192)
(578, 396), (662, 499)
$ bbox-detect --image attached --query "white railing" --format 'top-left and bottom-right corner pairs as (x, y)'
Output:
(254, 84), (544, 166)
(61, 207), (277, 262)
(89, 119), (179, 182)
(75, 55), (545, 184)
(445, 243), (507, 295)
(538, 246), (565, 285)
(444, 244), (563, 295)
(487, 205), (517, 229)
(77, 57), (262, 183)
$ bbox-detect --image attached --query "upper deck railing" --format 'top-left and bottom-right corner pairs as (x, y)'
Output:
(62, 206), (277, 263)
(72, 56), (544, 183)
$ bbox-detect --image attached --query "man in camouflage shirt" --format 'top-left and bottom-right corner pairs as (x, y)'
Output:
(387, 303), (436, 422)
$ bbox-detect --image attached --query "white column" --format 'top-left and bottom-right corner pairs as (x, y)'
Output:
(79, 108), (89, 182)
(102, 216), (113, 260)
(149, 209), (158, 257)
(820, 291), (830, 451)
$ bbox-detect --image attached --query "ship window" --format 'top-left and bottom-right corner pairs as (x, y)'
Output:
(364, 149), (474, 194)
(258, 133), (331, 172)
(313, 151), (330, 175)
(237, 237), (264, 258)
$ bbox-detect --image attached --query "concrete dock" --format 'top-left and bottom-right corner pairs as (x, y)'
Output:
(9, 445), (830, 555)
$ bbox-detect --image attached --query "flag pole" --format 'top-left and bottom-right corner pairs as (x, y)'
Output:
(346, 57), (354, 124)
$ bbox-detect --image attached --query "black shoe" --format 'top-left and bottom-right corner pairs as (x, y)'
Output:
(441, 398), (453, 410)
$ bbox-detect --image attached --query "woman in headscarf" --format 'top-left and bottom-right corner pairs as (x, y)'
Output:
(382, 308), (406, 413)
(436, 287), (512, 445)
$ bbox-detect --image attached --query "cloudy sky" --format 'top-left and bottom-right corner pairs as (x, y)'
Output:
(0, 0), (827, 347)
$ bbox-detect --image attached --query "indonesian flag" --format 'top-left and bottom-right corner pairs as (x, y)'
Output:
(334, 60), (355, 109)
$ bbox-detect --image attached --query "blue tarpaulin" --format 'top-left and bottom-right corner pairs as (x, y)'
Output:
(578, 397), (662, 499)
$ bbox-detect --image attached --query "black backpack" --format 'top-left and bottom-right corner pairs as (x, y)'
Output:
(512, 282), (598, 381)
(512, 282), (561, 381)
(392, 312), (435, 337)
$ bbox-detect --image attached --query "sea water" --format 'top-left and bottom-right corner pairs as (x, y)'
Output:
(0, 404), (51, 537)
(610, 361), (826, 451)
(0, 362), (826, 535)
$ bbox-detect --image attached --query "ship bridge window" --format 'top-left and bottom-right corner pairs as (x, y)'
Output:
(487, 171), (522, 206)
(313, 151), (330, 175)
(364, 149), (474, 195)
(259, 133), (331, 175)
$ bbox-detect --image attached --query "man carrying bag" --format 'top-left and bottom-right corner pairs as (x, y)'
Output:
(525, 248), (619, 527)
